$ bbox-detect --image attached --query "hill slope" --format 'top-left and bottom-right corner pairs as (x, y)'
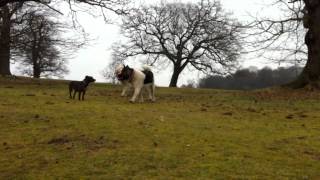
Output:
(0, 77), (320, 179)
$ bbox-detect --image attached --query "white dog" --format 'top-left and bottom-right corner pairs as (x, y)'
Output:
(115, 64), (156, 103)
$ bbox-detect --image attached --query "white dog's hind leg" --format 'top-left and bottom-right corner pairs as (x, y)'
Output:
(151, 83), (156, 102)
(139, 89), (144, 102)
(145, 84), (153, 101)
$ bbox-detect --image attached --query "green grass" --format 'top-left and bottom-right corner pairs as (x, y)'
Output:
(1, 77), (320, 179)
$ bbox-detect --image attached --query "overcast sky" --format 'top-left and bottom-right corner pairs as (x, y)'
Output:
(13, 0), (279, 86)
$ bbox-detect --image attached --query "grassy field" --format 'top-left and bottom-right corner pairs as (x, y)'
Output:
(0, 77), (320, 179)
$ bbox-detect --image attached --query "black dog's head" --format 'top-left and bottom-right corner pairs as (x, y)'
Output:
(84, 76), (96, 83)
(118, 65), (133, 81)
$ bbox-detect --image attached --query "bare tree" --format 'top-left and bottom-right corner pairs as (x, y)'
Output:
(247, 0), (306, 65)
(249, 0), (320, 88)
(0, 0), (130, 76)
(0, 0), (130, 15)
(12, 10), (84, 78)
(114, 0), (242, 87)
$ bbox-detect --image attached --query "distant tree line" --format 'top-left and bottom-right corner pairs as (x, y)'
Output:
(197, 66), (303, 90)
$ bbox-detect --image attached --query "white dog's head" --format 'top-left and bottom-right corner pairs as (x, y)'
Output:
(115, 64), (134, 81)
(115, 64), (124, 80)
(115, 64), (124, 75)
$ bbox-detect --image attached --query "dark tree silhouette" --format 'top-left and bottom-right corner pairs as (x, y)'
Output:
(12, 11), (84, 78)
(114, 0), (242, 87)
(0, 3), (23, 76)
(294, 0), (320, 88)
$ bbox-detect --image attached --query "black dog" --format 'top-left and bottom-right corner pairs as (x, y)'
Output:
(69, 76), (96, 100)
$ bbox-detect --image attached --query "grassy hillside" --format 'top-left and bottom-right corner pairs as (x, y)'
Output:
(0, 77), (320, 179)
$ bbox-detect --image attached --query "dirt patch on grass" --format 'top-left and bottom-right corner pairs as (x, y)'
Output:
(285, 112), (309, 120)
(48, 136), (70, 145)
(47, 135), (120, 151)
(303, 149), (320, 160)
(222, 112), (233, 116)
(24, 93), (36, 97)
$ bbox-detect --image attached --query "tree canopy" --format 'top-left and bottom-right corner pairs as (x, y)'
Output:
(12, 10), (85, 78)
(114, 0), (243, 87)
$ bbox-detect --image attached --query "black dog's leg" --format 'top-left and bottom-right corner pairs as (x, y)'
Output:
(82, 91), (86, 101)
(69, 87), (73, 99)
(73, 91), (77, 99)
(78, 91), (82, 101)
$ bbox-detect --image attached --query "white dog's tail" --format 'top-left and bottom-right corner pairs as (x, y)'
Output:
(142, 65), (152, 72)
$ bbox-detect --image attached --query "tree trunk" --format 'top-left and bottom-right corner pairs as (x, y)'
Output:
(169, 65), (182, 87)
(288, 0), (320, 88)
(0, 6), (12, 76)
(33, 63), (41, 78)
(32, 46), (41, 78)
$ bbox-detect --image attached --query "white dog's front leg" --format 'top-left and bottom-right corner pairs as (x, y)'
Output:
(121, 82), (130, 97)
(121, 86), (128, 97)
(130, 87), (142, 103)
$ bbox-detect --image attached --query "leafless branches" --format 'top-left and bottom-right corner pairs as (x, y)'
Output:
(11, 8), (87, 78)
(0, 0), (130, 13)
(114, 0), (243, 86)
(1, 0), (131, 24)
(245, 0), (306, 66)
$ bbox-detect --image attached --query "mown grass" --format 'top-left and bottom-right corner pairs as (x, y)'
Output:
(0, 77), (320, 179)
